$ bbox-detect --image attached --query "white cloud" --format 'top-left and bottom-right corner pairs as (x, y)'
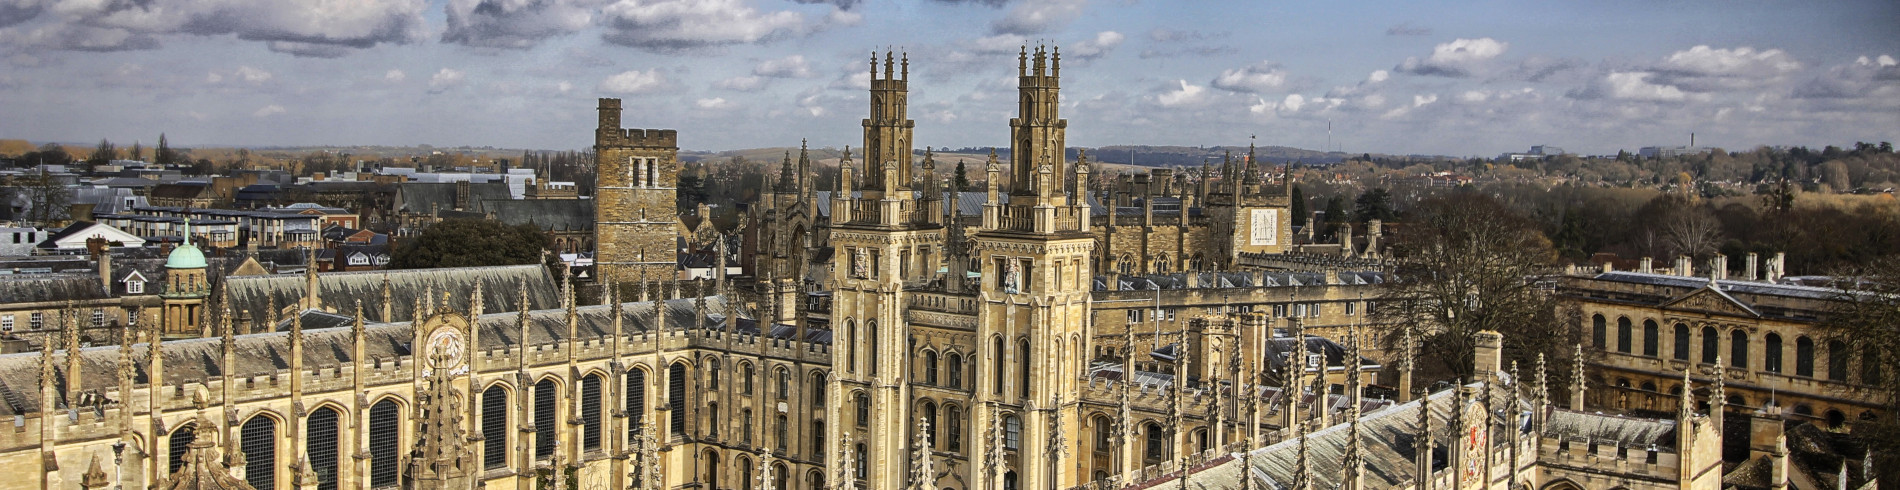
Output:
(235, 66), (271, 83)
(990, 0), (1086, 35)
(386, 69), (406, 82)
(557, 81), (573, 93)
(601, 0), (847, 52)
(599, 69), (668, 94)
(1412, 94), (1438, 107)
(206, 72), (222, 83)
(1278, 94), (1304, 112)
(1660, 45), (1800, 76)
(696, 97), (733, 109)
(1396, 37), (1508, 77)
(253, 104), (285, 117)
(1211, 61), (1290, 93)
(1154, 79), (1207, 107)
(753, 55), (814, 78)
(1067, 31), (1123, 60)
(1602, 71), (1688, 101)
(1367, 70), (1389, 83)
(429, 68), (466, 92)
(718, 75), (766, 91)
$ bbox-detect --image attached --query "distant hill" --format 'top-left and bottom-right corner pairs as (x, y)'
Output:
(687, 144), (1431, 171)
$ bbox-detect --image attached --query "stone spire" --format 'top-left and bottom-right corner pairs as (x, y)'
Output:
(79, 452), (110, 489)
(1678, 369), (1696, 419)
(1569, 344), (1586, 410)
(777, 150), (797, 193)
(1413, 385), (1433, 488)
(1399, 325), (1416, 402)
(1711, 357), (1727, 430)
(835, 432), (856, 490)
(160, 428), (254, 490)
(1343, 325), (1364, 490)
(911, 417), (935, 490)
(1534, 352), (1549, 430)
(1292, 397), (1311, 490)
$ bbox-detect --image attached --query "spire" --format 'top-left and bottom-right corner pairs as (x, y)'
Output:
(1413, 384), (1433, 487)
(1534, 352), (1550, 429)
(777, 150), (796, 192)
(1343, 324), (1365, 490)
(1570, 344), (1586, 410)
(1711, 357), (1727, 429)
(901, 51), (909, 81)
(1678, 369), (1696, 418)
(910, 417), (935, 490)
(835, 432), (856, 490)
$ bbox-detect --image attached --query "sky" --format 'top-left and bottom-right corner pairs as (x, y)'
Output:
(0, 0), (1896, 157)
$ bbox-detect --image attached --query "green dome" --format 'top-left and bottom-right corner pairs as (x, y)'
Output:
(166, 242), (207, 269)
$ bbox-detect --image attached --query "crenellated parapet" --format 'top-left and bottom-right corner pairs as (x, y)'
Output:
(596, 128), (679, 149)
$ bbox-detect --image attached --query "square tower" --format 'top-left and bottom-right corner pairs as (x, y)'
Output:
(594, 98), (680, 282)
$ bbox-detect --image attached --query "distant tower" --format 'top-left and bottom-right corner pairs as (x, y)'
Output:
(160, 219), (209, 337)
(594, 98), (681, 282)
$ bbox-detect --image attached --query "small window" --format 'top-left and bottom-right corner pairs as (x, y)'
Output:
(1, 315), (12, 332)
(1345, 302), (1356, 316)
(126, 280), (144, 294)
(92, 309), (105, 328)
(30, 312), (43, 330)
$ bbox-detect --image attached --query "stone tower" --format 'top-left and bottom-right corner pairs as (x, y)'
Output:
(160, 219), (209, 337)
(828, 49), (945, 490)
(594, 98), (681, 282)
(971, 44), (1094, 490)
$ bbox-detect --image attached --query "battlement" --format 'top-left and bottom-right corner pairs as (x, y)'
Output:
(597, 128), (679, 148)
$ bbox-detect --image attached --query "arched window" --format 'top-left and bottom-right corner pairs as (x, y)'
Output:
(1730, 330), (1749, 368)
(740, 457), (754, 490)
(703, 451), (721, 489)
(1093, 416), (1112, 453)
(1764, 333), (1784, 373)
(1591, 314), (1606, 348)
(854, 444), (868, 478)
(812, 421), (826, 456)
(307, 407), (340, 490)
(1004, 415), (1022, 450)
(1642, 320), (1659, 357)
(1144, 423), (1164, 461)
(241, 416), (276, 489)
(992, 337), (1006, 395)
(923, 350), (939, 385)
(741, 362), (755, 395)
(869, 320), (881, 377)
(1005, 471), (1018, 490)
(846, 320), (858, 373)
(810, 470), (826, 490)
(945, 404), (963, 453)
(535, 379), (557, 458)
(482, 386), (509, 470)
(946, 353), (963, 389)
(742, 408), (754, 444)
(168, 423), (197, 475)
(1673, 323), (1691, 360)
(1863, 344), (1885, 384)
(627, 367), (648, 438)
(810, 371), (826, 407)
(919, 402), (938, 448)
(1616, 317), (1632, 353)
(773, 463), (790, 490)
(370, 399), (401, 486)
(1018, 338), (1031, 398)
(582, 374), (604, 452)
(669, 363), (689, 435)
(1701, 326), (1719, 364)
(775, 414), (788, 452)
(1796, 337), (1815, 377)
(774, 367), (790, 400)
(856, 392), (870, 427)
(1828, 340), (1848, 381)
(706, 402), (719, 438)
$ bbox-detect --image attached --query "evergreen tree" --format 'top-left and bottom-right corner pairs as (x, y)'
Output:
(1289, 185), (1307, 223)
(953, 160), (970, 192)
(1322, 194), (1348, 239)
(1352, 187), (1396, 223)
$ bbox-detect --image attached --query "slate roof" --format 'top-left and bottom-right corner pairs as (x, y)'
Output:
(1181, 382), (1526, 489)
(397, 182), (510, 214)
(1094, 271), (1383, 291)
(1542, 408), (1677, 446)
(487, 199), (595, 231)
(0, 273), (107, 303)
(222, 264), (560, 325)
(1591, 271), (1847, 301)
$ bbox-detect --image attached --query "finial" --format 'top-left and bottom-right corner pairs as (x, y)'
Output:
(901, 51), (909, 80)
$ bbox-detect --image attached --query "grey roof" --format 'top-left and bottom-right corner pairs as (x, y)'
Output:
(1183, 382), (1525, 489)
(1094, 271), (1382, 291)
(1542, 408), (1678, 446)
(486, 199), (595, 231)
(222, 264), (560, 325)
(0, 274), (106, 303)
(1591, 271), (1846, 301)
(397, 182), (511, 214)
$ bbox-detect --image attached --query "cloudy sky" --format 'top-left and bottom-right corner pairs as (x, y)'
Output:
(1, 0), (1895, 156)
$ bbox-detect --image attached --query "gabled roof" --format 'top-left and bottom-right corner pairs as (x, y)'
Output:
(1662, 282), (1761, 318)
(37, 221), (145, 249)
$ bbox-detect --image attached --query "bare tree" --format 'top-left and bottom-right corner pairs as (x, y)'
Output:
(1823, 257), (1900, 484)
(1658, 207), (1723, 260)
(5, 169), (71, 226)
(1371, 191), (1580, 386)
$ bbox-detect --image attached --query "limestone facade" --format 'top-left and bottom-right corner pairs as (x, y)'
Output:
(595, 98), (681, 283)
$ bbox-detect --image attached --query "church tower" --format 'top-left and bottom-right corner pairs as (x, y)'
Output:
(828, 50), (945, 490)
(971, 45), (1094, 490)
(594, 98), (680, 283)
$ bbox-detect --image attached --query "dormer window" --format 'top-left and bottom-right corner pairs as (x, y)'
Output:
(127, 280), (144, 294)
(349, 253), (370, 266)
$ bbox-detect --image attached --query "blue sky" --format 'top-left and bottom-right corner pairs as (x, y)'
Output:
(0, 0), (1895, 156)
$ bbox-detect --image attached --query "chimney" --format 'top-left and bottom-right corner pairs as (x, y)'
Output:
(1641, 257), (1654, 274)
(1676, 255), (1693, 277)
(1746, 253), (1759, 281)
(1750, 404), (1787, 462)
(1472, 330), (1504, 382)
(1713, 254), (1728, 281)
(98, 250), (113, 295)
